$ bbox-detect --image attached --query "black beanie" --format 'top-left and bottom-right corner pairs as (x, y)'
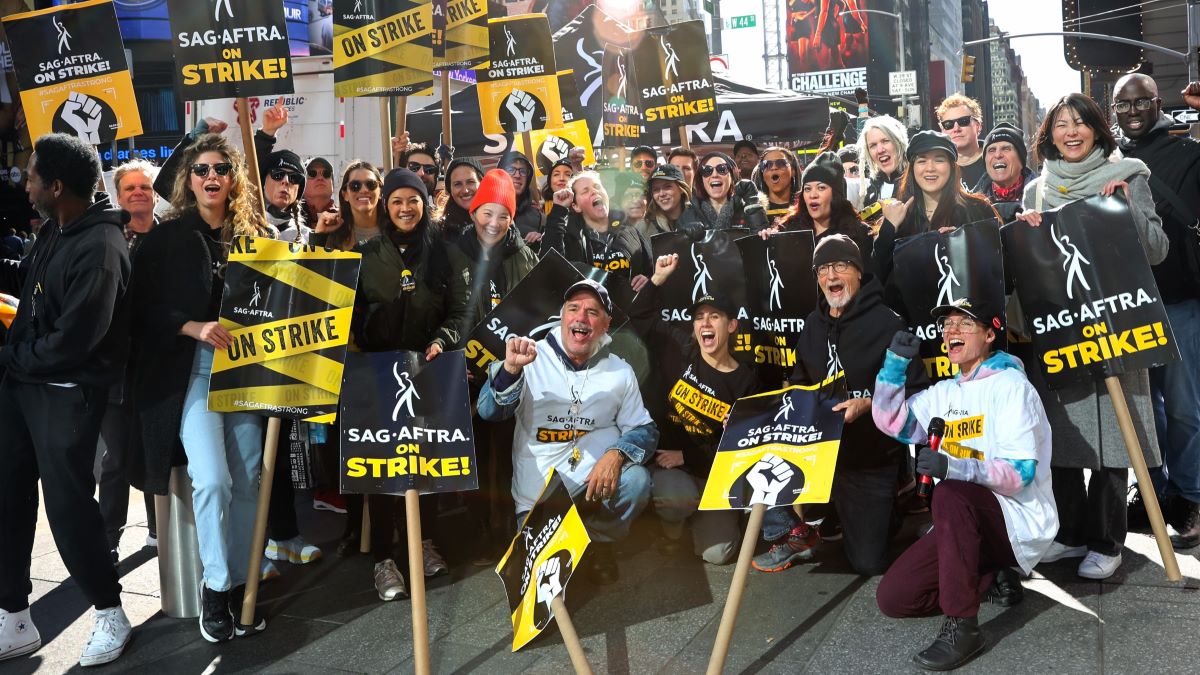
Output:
(906, 130), (958, 162)
(812, 233), (863, 273)
(983, 122), (1028, 167)
(445, 156), (484, 183)
(263, 150), (305, 193)
(381, 167), (428, 202)
(800, 151), (846, 199)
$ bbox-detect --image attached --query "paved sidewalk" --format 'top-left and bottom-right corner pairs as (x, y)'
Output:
(9, 488), (1200, 674)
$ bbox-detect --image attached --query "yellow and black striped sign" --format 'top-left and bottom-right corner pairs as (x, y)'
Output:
(432, 0), (487, 69)
(334, 0), (433, 97)
(208, 237), (362, 422)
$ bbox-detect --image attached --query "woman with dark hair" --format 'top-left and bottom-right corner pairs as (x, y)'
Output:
(695, 152), (769, 231)
(352, 168), (471, 600)
(133, 133), (274, 642)
(1013, 92), (1168, 581)
(311, 160), (385, 251)
(497, 151), (544, 244)
(753, 146), (802, 223)
(540, 158), (574, 212)
(435, 157), (484, 241)
(773, 151), (871, 256)
(874, 131), (999, 285)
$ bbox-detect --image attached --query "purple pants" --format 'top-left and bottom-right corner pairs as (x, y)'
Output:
(876, 480), (1018, 619)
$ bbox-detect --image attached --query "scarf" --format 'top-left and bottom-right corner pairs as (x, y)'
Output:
(700, 198), (734, 230)
(388, 222), (427, 266)
(990, 176), (1025, 203)
(1038, 147), (1150, 209)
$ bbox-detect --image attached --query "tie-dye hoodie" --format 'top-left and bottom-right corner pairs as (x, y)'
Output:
(873, 348), (1058, 574)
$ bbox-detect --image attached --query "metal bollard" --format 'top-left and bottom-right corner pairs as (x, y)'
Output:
(155, 466), (203, 618)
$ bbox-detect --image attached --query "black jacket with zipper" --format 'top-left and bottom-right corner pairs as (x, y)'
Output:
(0, 198), (131, 387)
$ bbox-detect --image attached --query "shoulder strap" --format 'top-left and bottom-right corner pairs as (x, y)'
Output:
(1146, 172), (1200, 228)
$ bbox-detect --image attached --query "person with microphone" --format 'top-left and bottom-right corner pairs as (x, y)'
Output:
(871, 297), (1058, 671)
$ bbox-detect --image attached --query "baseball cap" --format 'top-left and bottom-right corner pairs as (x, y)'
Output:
(689, 294), (737, 318)
(563, 278), (613, 315)
(931, 297), (1004, 331)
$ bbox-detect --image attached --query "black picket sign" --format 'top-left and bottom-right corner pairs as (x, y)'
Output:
(629, 20), (718, 130)
(736, 231), (819, 385)
(166, 0), (294, 101)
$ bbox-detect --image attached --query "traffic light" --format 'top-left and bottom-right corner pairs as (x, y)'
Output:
(961, 55), (977, 83)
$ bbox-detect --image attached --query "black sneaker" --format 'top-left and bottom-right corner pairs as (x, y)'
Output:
(982, 568), (1023, 607)
(199, 586), (233, 643)
(1170, 499), (1200, 550)
(229, 584), (267, 637)
(913, 615), (986, 671)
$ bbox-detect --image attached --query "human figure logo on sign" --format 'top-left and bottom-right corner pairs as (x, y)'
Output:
(213, 0), (233, 21)
(53, 16), (71, 54)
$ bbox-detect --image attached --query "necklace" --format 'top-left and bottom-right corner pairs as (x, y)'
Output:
(564, 365), (593, 471)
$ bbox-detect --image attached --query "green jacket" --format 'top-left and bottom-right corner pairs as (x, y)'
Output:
(449, 229), (539, 334)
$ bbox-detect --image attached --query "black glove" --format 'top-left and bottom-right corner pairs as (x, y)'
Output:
(916, 447), (948, 480)
(889, 330), (921, 360)
(436, 143), (455, 166)
(734, 179), (759, 204)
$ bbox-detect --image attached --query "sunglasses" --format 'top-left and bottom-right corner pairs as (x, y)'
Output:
(348, 179), (380, 192)
(700, 164), (732, 177)
(940, 115), (975, 130)
(505, 167), (531, 178)
(269, 169), (302, 185)
(634, 159), (657, 168)
(190, 162), (232, 178)
(760, 158), (790, 171)
(846, 165), (861, 176)
(408, 162), (438, 175)
(307, 167), (332, 179)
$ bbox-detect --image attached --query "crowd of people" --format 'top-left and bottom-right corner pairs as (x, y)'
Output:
(2, 75), (1199, 671)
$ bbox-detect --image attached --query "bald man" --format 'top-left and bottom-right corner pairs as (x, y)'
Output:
(1113, 72), (1200, 548)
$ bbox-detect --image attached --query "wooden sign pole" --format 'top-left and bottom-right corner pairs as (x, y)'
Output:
(405, 489), (431, 674)
(1105, 376), (1182, 581)
(706, 503), (766, 674)
(380, 98), (394, 170)
(440, 71), (453, 154)
(551, 596), (593, 675)
(678, 125), (690, 150)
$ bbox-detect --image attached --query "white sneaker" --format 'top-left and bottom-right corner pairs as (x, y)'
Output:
(0, 608), (41, 662)
(79, 606), (131, 667)
(374, 559), (408, 601)
(266, 536), (323, 564)
(145, 534), (158, 549)
(422, 539), (448, 577)
(1077, 551), (1122, 580)
(1039, 541), (1088, 563)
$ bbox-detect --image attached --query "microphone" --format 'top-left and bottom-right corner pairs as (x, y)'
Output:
(917, 417), (946, 500)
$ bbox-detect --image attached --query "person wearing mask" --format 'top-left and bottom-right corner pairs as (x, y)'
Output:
(973, 123), (1034, 223)
(1014, 93), (1168, 580)
(630, 145), (659, 182)
(694, 152), (769, 232)
(450, 169), (539, 561)
(772, 151), (872, 257)
(0, 133), (133, 667)
(302, 157), (337, 227)
(133, 133), (274, 642)
(754, 146), (801, 224)
(437, 157), (485, 241)
(874, 131), (998, 288)
(936, 94), (987, 190)
(1113, 74), (1200, 546)
(540, 158), (574, 215)
(352, 168), (471, 600)
(97, 159), (161, 564)
(636, 164), (704, 238)
(733, 139), (759, 180)
(630, 256), (759, 565)
(858, 115), (909, 209)
(667, 146), (699, 189)
(498, 151), (545, 245)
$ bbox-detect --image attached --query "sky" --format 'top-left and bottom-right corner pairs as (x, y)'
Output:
(987, 0), (1084, 105)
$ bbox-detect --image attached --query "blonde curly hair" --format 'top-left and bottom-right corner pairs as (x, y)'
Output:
(168, 133), (270, 241)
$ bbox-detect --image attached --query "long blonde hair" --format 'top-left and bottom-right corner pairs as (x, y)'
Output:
(168, 134), (270, 241)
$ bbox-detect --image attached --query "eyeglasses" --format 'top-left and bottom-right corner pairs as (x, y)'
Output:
(505, 167), (531, 178)
(938, 317), (983, 333)
(348, 179), (380, 192)
(1112, 98), (1156, 113)
(845, 165), (861, 176)
(269, 169), (302, 185)
(408, 162), (438, 175)
(307, 168), (332, 179)
(700, 164), (732, 177)
(760, 158), (790, 171)
(813, 261), (853, 275)
(634, 159), (657, 169)
(190, 163), (232, 178)
(940, 115), (975, 130)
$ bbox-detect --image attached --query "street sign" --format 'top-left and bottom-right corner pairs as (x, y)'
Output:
(723, 15), (756, 30)
(1164, 106), (1199, 126)
(889, 70), (917, 97)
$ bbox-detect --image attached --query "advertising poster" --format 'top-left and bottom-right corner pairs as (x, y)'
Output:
(786, 0), (870, 97)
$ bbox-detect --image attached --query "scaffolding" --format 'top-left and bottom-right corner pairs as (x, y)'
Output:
(762, 0), (788, 89)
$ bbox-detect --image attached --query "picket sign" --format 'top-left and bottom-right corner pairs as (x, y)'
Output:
(553, 596), (593, 675)
(706, 502), (766, 674)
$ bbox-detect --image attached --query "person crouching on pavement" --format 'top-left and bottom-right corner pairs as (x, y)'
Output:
(872, 297), (1058, 671)
(477, 279), (658, 584)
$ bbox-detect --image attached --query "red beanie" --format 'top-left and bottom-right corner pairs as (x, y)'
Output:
(470, 169), (517, 217)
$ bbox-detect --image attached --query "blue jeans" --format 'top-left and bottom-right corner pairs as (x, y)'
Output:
(1149, 299), (1200, 503)
(179, 345), (264, 592)
(517, 463), (651, 543)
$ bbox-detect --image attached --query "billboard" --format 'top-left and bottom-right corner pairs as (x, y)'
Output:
(787, 0), (870, 97)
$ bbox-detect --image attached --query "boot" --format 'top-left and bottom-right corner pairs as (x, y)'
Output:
(982, 568), (1023, 607)
(1170, 499), (1200, 550)
(912, 615), (986, 671)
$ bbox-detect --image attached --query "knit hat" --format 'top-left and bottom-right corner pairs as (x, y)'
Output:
(263, 150), (305, 193)
(800, 151), (846, 200)
(470, 169), (517, 216)
(648, 163), (691, 196)
(445, 156), (484, 183)
(983, 122), (1028, 167)
(811, 234), (863, 273)
(381, 167), (428, 202)
(906, 130), (958, 162)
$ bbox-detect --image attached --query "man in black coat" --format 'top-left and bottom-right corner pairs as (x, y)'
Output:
(753, 235), (926, 575)
(1113, 73), (1200, 546)
(0, 133), (133, 667)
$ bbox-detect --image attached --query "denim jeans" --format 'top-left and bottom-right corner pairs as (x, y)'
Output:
(179, 345), (264, 592)
(1149, 299), (1200, 503)
(517, 463), (651, 543)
